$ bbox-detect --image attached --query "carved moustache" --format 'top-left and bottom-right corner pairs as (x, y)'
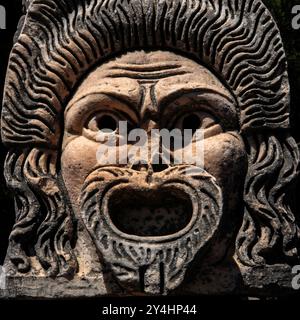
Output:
(80, 165), (223, 295)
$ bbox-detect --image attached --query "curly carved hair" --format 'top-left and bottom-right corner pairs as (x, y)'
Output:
(237, 133), (300, 266)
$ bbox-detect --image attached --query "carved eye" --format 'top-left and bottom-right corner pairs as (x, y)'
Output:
(181, 113), (202, 134)
(86, 113), (118, 133)
(177, 112), (216, 130)
(172, 111), (222, 138)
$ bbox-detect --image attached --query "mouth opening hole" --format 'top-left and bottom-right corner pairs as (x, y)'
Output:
(107, 187), (193, 237)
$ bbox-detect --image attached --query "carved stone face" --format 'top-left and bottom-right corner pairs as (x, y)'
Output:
(61, 51), (247, 294)
(2, 0), (299, 299)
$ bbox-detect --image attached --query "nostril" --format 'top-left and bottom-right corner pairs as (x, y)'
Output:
(152, 163), (168, 172)
(131, 163), (148, 172)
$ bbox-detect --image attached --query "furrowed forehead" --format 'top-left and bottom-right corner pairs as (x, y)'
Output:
(67, 51), (234, 107)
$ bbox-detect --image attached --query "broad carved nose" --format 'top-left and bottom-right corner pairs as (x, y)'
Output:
(131, 163), (169, 173)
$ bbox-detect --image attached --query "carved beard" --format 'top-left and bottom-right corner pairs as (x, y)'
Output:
(81, 165), (223, 295)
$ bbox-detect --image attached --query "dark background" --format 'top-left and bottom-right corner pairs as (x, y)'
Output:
(0, 0), (299, 265)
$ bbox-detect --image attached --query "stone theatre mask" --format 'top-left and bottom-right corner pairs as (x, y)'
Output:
(1, 0), (299, 296)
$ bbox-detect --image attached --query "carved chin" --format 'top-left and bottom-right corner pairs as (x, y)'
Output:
(81, 166), (223, 295)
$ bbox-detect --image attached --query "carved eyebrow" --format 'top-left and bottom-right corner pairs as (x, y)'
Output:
(66, 91), (140, 121)
(159, 88), (236, 115)
(103, 92), (140, 120)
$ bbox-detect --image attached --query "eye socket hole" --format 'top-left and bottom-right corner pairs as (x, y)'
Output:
(97, 115), (117, 131)
(182, 113), (201, 134)
(87, 114), (118, 132)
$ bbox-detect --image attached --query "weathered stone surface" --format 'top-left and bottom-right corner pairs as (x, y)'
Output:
(0, 0), (299, 298)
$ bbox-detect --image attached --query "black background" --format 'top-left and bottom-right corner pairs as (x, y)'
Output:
(0, 1), (299, 310)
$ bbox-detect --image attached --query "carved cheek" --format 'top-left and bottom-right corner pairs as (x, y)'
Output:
(61, 136), (99, 207)
(203, 133), (248, 189)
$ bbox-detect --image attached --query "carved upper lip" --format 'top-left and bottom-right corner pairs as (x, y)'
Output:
(102, 182), (199, 243)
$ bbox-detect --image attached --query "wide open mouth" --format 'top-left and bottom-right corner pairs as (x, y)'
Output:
(107, 186), (193, 237)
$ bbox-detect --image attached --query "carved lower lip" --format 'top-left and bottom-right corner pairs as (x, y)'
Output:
(102, 183), (198, 243)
